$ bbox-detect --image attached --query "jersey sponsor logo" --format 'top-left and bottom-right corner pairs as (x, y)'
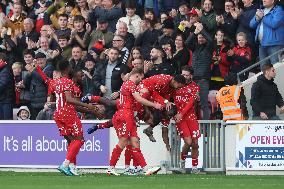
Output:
(175, 95), (190, 102)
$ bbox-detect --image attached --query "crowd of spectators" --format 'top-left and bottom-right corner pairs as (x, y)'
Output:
(0, 0), (284, 120)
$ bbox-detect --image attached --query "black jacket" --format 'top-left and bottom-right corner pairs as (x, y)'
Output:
(144, 61), (174, 78)
(24, 64), (54, 109)
(172, 48), (190, 74)
(93, 60), (130, 96)
(220, 12), (238, 42)
(251, 75), (284, 117)
(185, 30), (213, 80)
(135, 28), (161, 60)
(237, 5), (257, 47)
(0, 64), (15, 104)
(69, 59), (85, 72)
(124, 32), (135, 51)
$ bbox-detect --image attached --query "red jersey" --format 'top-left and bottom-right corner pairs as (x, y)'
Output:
(50, 77), (77, 115)
(232, 45), (252, 65)
(139, 74), (173, 100)
(73, 84), (82, 99)
(118, 80), (137, 111)
(173, 81), (200, 120)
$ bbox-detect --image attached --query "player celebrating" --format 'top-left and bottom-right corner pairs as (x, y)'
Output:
(106, 67), (162, 176)
(50, 60), (95, 176)
(138, 74), (186, 142)
(172, 65), (200, 174)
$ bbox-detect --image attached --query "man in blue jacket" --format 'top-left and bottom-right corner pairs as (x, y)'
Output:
(250, 0), (284, 67)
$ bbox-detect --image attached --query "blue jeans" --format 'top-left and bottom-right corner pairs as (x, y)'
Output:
(259, 45), (284, 68)
(0, 103), (13, 120)
(195, 79), (210, 120)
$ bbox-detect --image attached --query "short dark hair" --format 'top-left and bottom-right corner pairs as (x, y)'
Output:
(73, 15), (85, 22)
(58, 13), (68, 19)
(72, 45), (82, 50)
(58, 60), (70, 72)
(181, 65), (194, 75)
(173, 74), (186, 85)
(58, 34), (70, 41)
(114, 34), (125, 42)
(109, 46), (120, 53)
(225, 0), (235, 6)
(125, 0), (136, 8)
(261, 63), (274, 73)
(23, 49), (35, 57)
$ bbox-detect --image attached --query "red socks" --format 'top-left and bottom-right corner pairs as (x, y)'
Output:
(66, 140), (84, 163)
(110, 145), (123, 167)
(67, 143), (77, 165)
(124, 145), (132, 166)
(181, 152), (187, 161)
(132, 148), (147, 168)
(192, 158), (198, 166)
(91, 96), (101, 103)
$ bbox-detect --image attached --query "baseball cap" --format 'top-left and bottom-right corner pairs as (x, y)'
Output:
(188, 8), (198, 16)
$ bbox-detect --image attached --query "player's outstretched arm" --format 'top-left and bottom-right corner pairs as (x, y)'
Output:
(180, 96), (195, 116)
(65, 91), (94, 109)
(133, 93), (163, 109)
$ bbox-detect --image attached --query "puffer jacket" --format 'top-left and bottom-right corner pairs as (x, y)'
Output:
(251, 74), (284, 117)
(24, 64), (53, 109)
(0, 63), (15, 104)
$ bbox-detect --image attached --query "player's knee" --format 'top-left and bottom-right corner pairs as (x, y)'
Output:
(130, 141), (140, 148)
(184, 137), (192, 146)
(192, 140), (199, 149)
(118, 137), (128, 148)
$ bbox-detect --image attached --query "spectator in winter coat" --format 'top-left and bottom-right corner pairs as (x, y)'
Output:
(237, 0), (257, 59)
(24, 52), (54, 119)
(227, 32), (252, 81)
(185, 22), (213, 120)
(93, 47), (130, 118)
(115, 21), (135, 51)
(135, 18), (161, 60)
(210, 29), (231, 90)
(16, 105), (31, 120)
(195, 0), (217, 37)
(216, 0), (238, 43)
(116, 1), (141, 38)
(144, 46), (173, 78)
(88, 0), (123, 33)
(250, 0), (284, 66)
(251, 63), (284, 120)
(0, 54), (15, 120)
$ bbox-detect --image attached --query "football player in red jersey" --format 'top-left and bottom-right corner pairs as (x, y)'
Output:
(105, 68), (163, 176)
(81, 94), (167, 174)
(50, 60), (95, 176)
(138, 74), (186, 142)
(172, 65), (201, 174)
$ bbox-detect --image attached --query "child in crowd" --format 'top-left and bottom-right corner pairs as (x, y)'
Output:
(16, 106), (31, 120)
(227, 32), (252, 82)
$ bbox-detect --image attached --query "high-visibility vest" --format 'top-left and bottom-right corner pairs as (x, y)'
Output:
(216, 85), (243, 120)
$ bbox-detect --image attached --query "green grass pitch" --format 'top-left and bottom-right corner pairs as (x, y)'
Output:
(1, 172), (284, 189)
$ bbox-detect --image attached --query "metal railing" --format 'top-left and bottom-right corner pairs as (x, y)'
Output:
(169, 120), (225, 172)
(237, 47), (284, 83)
